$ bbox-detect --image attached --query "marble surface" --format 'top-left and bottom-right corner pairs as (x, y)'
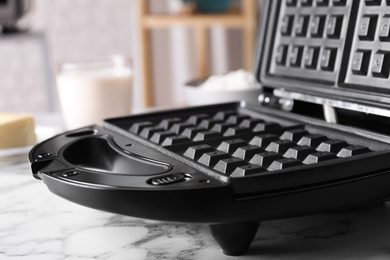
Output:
(2, 159), (390, 260)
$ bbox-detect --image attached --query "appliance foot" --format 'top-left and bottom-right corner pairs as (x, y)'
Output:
(209, 221), (260, 256)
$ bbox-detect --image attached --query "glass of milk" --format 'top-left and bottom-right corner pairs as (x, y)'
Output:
(56, 55), (133, 129)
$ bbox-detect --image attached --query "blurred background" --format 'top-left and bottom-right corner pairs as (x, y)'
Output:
(0, 0), (262, 115)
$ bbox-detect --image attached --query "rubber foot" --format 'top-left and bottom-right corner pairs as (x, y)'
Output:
(209, 221), (260, 256)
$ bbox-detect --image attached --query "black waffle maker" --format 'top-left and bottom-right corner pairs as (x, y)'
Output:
(29, 0), (390, 256)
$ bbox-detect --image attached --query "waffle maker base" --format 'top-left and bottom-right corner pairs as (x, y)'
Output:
(29, 102), (390, 256)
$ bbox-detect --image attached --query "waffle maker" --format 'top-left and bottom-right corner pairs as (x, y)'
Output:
(29, 0), (390, 256)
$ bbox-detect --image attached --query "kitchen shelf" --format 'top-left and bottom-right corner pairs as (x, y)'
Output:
(136, 0), (258, 107)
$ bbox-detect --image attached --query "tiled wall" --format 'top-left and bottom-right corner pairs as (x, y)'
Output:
(0, 35), (49, 113)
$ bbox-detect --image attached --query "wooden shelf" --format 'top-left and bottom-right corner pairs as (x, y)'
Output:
(142, 14), (245, 28)
(136, 0), (258, 107)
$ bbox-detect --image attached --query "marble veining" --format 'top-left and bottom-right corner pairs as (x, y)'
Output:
(2, 160), (390, 259)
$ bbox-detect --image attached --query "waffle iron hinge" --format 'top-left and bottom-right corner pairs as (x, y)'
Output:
(268, 89), (390, 124)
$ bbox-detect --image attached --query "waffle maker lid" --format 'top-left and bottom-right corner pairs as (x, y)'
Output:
(255, 0), (390, 117)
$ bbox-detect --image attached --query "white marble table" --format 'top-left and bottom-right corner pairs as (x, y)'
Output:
(2, 158), (390, 260)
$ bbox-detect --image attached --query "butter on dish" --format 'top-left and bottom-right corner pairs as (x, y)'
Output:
(0, 113), (37, 149)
